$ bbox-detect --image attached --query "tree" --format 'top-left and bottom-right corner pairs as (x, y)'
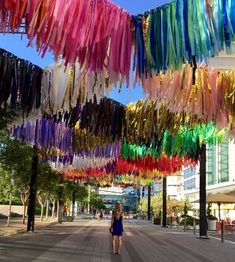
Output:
(138, 197), (148, 215)
(90, 191), (104, 209)
(36, 162), (61, 221)
(0, 167), (11, 204)
(75, 184), (88, 207)
(0, 108), (17, 131)
(0, 135), (33, 224)
(152, 194), (162, 218)
(61, 181), (91, 215)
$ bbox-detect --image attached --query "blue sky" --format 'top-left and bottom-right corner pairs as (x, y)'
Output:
(0, 0), (171, 104)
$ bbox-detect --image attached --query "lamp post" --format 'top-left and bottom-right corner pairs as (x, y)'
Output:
(162, 177), (167, 227)
(57, 185), (64, 223)
(199, 143), (208, 238)
(27, 145), (38, 232)
(147, 185), (151, 221)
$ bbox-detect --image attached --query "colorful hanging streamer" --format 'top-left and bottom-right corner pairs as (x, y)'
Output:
(1, 0), (235, 83)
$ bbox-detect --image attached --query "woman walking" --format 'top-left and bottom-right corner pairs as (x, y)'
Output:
(110, 202), (124, 254)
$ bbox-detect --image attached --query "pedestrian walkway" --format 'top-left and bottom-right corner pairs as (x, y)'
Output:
(208, 229), (235, 244)
(0, 217), (57, 237)
(0, 219), (235, 261)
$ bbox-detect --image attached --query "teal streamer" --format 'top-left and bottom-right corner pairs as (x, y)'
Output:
(132, 0), (235, 76)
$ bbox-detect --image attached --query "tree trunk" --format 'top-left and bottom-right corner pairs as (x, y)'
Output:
(45, 199), (49, 220)
(40, 203), (44, 221)
(7, 191), (13, 226)
(51, 199), (56, 219)
(37, 195), (45, 221)
(23, 203), (27, 224)
(21, 191), (29, 224)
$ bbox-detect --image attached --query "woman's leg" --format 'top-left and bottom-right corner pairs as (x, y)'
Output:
(112, 236), (116, 254)
(118, 236), (122, 254)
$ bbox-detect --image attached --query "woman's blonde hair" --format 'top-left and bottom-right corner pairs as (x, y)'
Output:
(114, 202), (122, 218)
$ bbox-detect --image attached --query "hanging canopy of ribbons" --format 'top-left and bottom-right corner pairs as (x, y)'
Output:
(60, 155), (195, 187)
(1, 0), (235, 78)
(1, 0), (235, 186)
(0, 49), (43, 114)
(10, 100), (229, 186)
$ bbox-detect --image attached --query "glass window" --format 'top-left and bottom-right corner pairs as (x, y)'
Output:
(184, 178), (196, 190)
(207, 144), (216, 185)
(184, 167), (196, 179)
(218, 142), (229, 183)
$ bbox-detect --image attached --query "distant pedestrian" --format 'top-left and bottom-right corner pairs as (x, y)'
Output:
(105, 210), (108, 219)
(110, 202), (124, 254)
(63, 206), (67, 217)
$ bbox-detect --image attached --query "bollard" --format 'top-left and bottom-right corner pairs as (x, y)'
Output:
(221, 220), (224, 243)
(193, 219), (196, 236)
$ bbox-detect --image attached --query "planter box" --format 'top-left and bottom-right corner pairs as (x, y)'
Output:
(208, 220), (216, 231)
(153, 218), (161, 225)
(63, 216), (74, 222)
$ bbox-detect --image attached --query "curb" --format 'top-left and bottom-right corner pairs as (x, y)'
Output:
(0, 221), (58, 237)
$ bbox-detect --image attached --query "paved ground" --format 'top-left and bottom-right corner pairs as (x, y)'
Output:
(0, 217), (57, 236)
(0, 219), (234, 262)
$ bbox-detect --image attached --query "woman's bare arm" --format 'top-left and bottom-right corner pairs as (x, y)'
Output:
(111, 213), (114, 227)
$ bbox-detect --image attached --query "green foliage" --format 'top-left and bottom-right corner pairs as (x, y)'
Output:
(90, 191), (105, 209)
(0, 167), (11, 203)
(180, 215), (199, 226)
(75, 184), (88, 204)
(37, 162), (61, 199)
(207, 204), (217, 220)
(10, 212), (22, 218)
(35, 204), (42, 215)
(0, 134), (94, 215)
(0, 166), (21, 204)
(152, 194), (162, 217)
(138, 197), (148, 213)
(0, 108), (17, 131)
(138, 193), (191, 219)
(0, 135), (33, 197)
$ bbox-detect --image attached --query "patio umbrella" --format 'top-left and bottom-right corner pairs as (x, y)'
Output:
(167, 197), (186, 216)
(191, 193), (235, 220)
(206, 193), (235, 220)
(167, 198), (185, 208)
(211, 204), (235, 210)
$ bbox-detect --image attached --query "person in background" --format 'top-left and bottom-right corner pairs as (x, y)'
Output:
(110, 202), (124, 254)
(63, 206), (67, 217)
(93, 208), (96, 219)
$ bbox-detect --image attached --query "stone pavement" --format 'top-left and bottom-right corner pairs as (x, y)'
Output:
(0, 217), (57, 237)
(208, 229), (235, 244)
(0, 219), (234, 262)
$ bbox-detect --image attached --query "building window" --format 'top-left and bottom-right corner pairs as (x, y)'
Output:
(184, 178), (196, 190)
(207, 144), (216, 185)
(218, 142), (229, 183)
(184, 167), (196, 179)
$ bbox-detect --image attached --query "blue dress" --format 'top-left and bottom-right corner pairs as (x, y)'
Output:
(112, 215), (123, 236)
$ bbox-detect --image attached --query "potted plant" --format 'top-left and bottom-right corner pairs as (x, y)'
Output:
(180, 214), (198, 229)
(207, 204), (217, 231)
(153, 216), (161, 225)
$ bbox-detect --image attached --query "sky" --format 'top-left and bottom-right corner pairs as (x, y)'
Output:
(0, 0), (171, 104)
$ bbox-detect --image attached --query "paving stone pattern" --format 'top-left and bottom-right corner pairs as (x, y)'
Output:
(0, 219), (234, 262)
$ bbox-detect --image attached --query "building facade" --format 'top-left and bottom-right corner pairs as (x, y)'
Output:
(183, 141), (235, 219)
(98, 186), (138, 212)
